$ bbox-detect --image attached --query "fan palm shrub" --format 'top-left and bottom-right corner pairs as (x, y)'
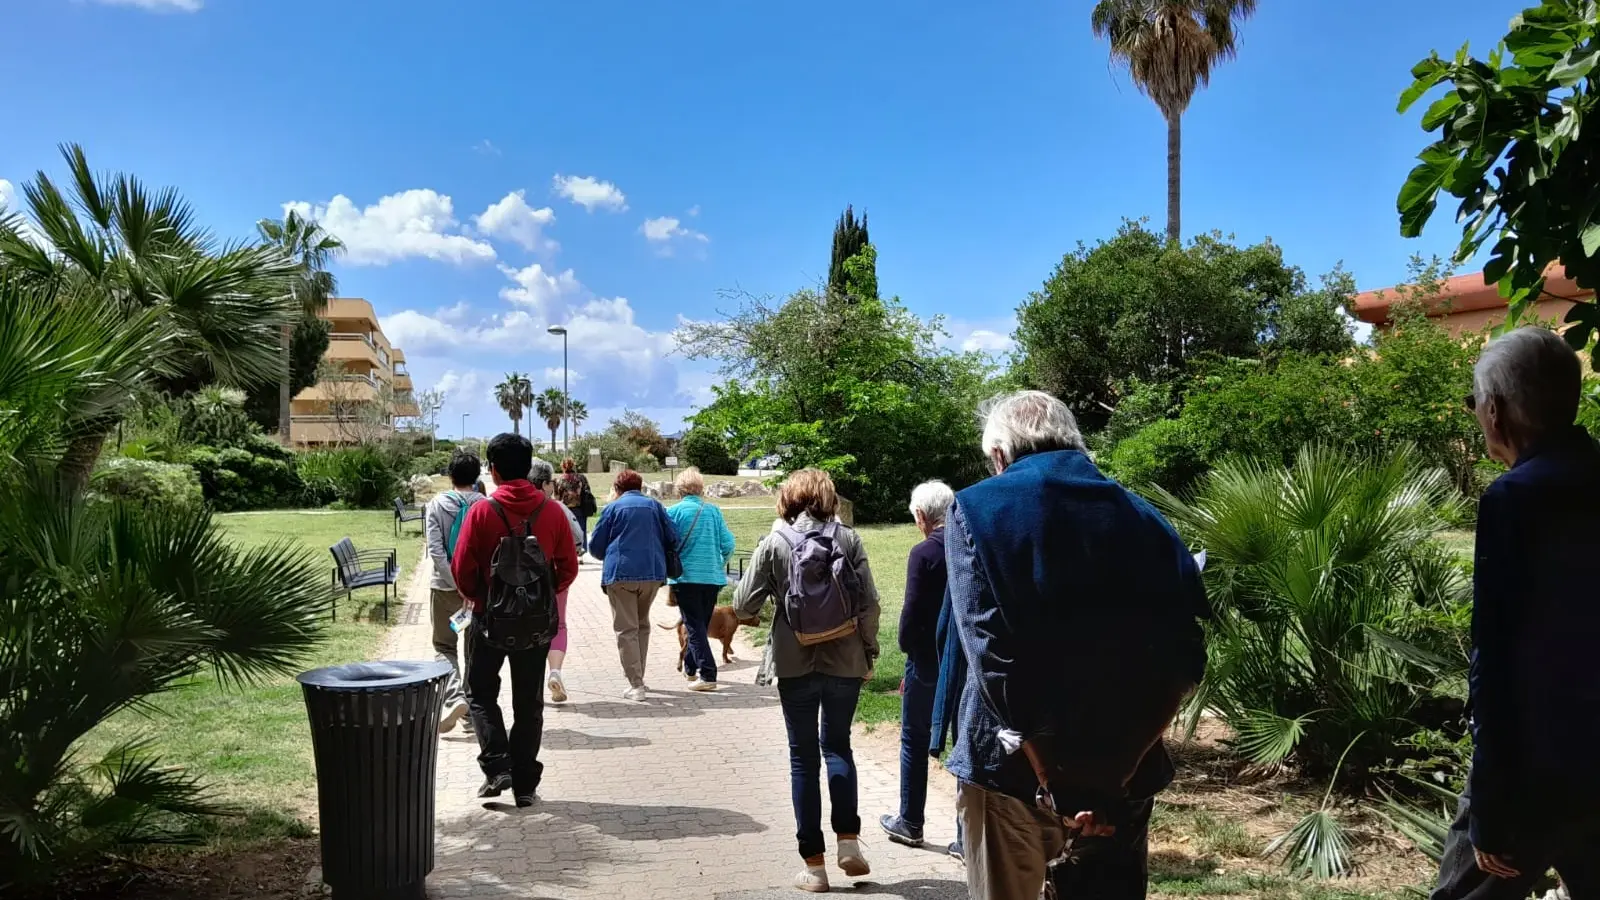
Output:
(1152, 444), (1470, 778)
(0, 474), (327, 888)
(0, 236), (328, 885)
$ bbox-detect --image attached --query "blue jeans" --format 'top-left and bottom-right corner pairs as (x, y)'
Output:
(899, 657), (937, 830)
(674, 582), (720, 683)
(576, 514), (588, 552)
(778, 672), (863, 860)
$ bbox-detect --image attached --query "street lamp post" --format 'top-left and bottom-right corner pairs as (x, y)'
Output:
(547, 325), (569, 454)
(461, 412), (470, 449)
(430, 403), (443, 453)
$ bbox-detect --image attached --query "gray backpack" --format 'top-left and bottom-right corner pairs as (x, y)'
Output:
(776, 522), (860, 646)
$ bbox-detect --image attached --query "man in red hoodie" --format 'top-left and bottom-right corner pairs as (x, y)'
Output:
(451, 433), (580, 806)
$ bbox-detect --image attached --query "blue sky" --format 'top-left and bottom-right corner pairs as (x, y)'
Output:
(3, 0), (1518, 438)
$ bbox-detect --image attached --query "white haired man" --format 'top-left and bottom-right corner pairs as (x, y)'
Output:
(880, 480), (956, 850)
(1432, 328), (1600, 900)
(946, 391), (1210, 900)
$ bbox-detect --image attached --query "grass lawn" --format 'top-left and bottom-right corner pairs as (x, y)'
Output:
(78, 509), (423, 845)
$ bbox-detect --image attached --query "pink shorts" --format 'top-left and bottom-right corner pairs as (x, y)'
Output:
(552, 589), (569, 653)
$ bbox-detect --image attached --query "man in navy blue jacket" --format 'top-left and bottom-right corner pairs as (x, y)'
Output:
(947, 391), (1209, 900)
(1433, 328), (1600, 900)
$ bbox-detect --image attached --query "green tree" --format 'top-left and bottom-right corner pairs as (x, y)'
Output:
(494, 372), (533, 438)
(681, 276), (993, 521)
(256, 210), (344, 444)
(679, 426), (739, 475)
(1091, 0), (1257, 243)
(245, 313), (330, 431)
(1013, 221), (1337, 429)
(1396, 1), (1600, 360)
(828, 205), (872, 297)
(0, 145), (298, 484)
(535, 386), (567, 451)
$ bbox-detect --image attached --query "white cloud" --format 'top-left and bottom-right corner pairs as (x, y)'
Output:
(553, 174), (627, 213)
(92, 0), (202, 11)
(473, 190), (557, 253)
(471, 139), (502, 156)
(687, 205), (701, 218)
(434, 370), (481, 403)
(282, 190), (495, 267)
(499, 262), (582, 318)
(434, 301), (471, 324)
(640, 216), (709, 255)
(543, 366), (583, 385)
(962, 330), (1016, 354)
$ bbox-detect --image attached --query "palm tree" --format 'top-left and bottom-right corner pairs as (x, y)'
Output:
(495, 372), (533, 437)
(0, 275), (328, 886)
(535, 387), (566, 451)
(0, 144), (299, 484)
(567, 399), (589, 436)
(1091, 0), (1257, 243)
(257, 210), (344, 445)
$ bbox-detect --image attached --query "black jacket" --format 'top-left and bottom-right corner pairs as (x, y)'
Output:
(1468, 426), (1600, 853)
(898, 527), (947, 673)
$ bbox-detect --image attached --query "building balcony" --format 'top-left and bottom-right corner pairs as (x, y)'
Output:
(323, 298), (381, 331)
(289, 415), (395, 446)
(393, 373), (413, 391)
(294, 374), (380, 403)
(326, 333), (380, 367)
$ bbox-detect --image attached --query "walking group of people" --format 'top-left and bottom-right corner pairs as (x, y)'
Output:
(419, 325), (1600, 899)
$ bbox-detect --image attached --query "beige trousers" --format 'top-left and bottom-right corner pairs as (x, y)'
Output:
(958, 781), (1071, 900)
(606, 580), (662, 688)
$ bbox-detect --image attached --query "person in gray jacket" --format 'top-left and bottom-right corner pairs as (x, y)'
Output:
(735, 468), (881, 893)
(424, 451), (486, 733)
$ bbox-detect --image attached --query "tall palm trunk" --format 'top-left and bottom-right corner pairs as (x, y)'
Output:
(60, 431), (110, 492)
(278, 324), (293, 446)
(1166, 111), (1182, 244)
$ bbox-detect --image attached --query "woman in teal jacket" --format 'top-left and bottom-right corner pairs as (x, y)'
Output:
(666, 467), (737, 691)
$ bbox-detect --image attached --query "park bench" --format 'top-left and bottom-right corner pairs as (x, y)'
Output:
(393, 497), (424, 537)
(724, 548), (754, 581)
(329, 538), (399, 622)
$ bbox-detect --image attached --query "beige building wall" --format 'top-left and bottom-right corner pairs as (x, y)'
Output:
(290, 297), (421, 447)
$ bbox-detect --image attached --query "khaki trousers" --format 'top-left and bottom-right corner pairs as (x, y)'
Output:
(606, 580), (662, 688)
(430, 588), (466, 704)
(958, 781), (1070, 900)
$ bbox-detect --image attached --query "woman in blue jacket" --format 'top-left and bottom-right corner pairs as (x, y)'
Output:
(666, 467), (738, 691)
(588, 469), (675, 702)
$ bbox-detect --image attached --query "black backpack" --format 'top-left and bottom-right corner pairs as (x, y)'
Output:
(475, 498), (559, 652)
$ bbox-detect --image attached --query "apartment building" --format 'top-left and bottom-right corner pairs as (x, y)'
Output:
(289, 297), (422, 446)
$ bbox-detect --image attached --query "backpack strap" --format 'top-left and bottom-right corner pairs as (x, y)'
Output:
(488, 498), (513, 533)
(526, 497), (547, 535)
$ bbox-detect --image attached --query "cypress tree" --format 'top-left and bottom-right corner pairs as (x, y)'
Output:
(827, 205), (870, 294)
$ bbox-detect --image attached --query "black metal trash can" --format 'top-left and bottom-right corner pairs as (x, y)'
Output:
(298, 659), (452, 900)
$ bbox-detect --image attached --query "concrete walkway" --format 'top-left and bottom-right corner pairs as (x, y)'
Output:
(387, 554), (967, 899)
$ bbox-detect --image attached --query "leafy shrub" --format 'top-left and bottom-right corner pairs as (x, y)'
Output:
(90, 458), (204, 511)
(186, 445), (305, 512)
(1101, 418), (1207, 495)
(180, 386), (259, 449)
(1153, 444), (1470, 779)
(409, 449), (453, 478)
(570, 433), (643, 472)
(297, 447), (402, 509)
(0, 475), (326, 886)
(679, 427), (738, 475)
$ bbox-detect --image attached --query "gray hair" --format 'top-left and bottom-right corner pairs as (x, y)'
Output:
(1473, 326), (1581, 441)
(529, 457), (555, 488)
(980, 390), (1087, 465)
(908, 480), (955, 527)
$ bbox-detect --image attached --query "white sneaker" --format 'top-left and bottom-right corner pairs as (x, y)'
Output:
(836, 838), (870, 878)
(794, 865), (829, 893)
(438, 700), (468, 734)
(547, 670), (567, 704)
(623, 686), (648, 702)
(690, 678), (717, 692)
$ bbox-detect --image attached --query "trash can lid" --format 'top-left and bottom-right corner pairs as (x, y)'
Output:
(297, 659), (453, 691)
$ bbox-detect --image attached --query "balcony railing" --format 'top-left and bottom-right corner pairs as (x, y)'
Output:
(328, 373), (380, 390)
(329, 332), (377, 351)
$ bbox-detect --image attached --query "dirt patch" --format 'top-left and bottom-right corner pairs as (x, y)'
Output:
(25, 839), (320, 900)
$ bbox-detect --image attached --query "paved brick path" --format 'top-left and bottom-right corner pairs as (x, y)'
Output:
(387, 554), (967, 898)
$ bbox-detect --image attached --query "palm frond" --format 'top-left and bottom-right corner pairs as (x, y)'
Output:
(1265, 809), (1353, 878)
(1232, 708), (1316, 765)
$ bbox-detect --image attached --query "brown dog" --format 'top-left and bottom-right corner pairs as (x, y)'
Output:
(657, 605), (761, 671)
